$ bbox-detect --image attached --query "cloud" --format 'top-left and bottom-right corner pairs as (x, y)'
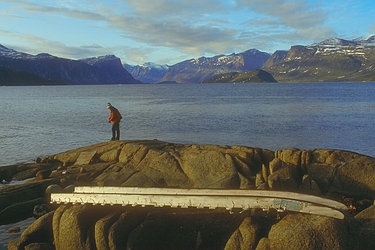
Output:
(17, 2), (105, 21)
(106, 13), (242, 57)
(120, 0), (230, 18)
(1, 30), (110, 59)
(80, 43), (103, 49)
(235, 0), (334, 39)
(99, 0), (243, 57)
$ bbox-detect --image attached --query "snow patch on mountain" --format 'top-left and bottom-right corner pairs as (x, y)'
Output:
(309, 35), (375, 48)
(141, 62), (169, 70)
(79, 55), (119, 65)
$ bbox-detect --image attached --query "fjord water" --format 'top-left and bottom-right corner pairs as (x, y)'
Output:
(1, 82), (375, 167)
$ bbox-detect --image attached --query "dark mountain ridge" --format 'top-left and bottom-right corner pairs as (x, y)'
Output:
(0, 45), (141, 85)
(203, 69), (277, 83)
(0, 65), (64, 86)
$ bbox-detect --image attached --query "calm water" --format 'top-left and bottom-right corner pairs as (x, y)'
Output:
(1, 82), (375, 167)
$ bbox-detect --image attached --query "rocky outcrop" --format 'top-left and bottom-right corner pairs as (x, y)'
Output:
(0, 162), (61, 225)
(2, 140), (375, 249)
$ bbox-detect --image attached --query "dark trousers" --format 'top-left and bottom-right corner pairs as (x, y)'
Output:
(112, 122), (120, 140)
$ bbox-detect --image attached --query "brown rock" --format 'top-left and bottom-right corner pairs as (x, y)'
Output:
(325, 150), (358, 166)
(234, 155), (255, 179)
(262, 149), (275, 165)
(6, 226), (21, 233)
(300, 150), (312, 172)
(107, 210), (148, 249)
(52, 204), (114, 250)
(305, 163), (334, 191)
(238, 173), (254, 189)
(270, 164), (300, 190)
(255, 172), (265, 188)
(0, 168), (13, 182)
(351, 202), (375, 249)
(355, 204), (375, 223)
(299, 174), (321, 195)
(45, 184), (62, 194)
(268, 173), (281, 190)
(127, 209), (241, 250)
(312, 149), (335, 164)
(94, 162), (139, 186)
(7, 211), (54, 250)
(36, 170), (51, 179)
(53, 204), (95, 250)
(79, 167), (87, 173)
(267, 213), (349, 249)
(52, 141), (122, 166)
(7, 238), (23, 250)
(275, 148), (302, 167)
(75, 151), (97, 165)
(24, 242), (55, 250)
(224, 217), (261, 250)
(176, 148), (240, 188)
(20, 211), (54, 246)
(335, 155), (375, 197)
(269, 158), (282, 174)
(94, 211), (122, 250)
(0, 198), (45, 225)
(255, 237), (270, 250)
(262, 164), (269, 183)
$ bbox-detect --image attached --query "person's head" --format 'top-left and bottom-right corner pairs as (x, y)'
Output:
(107, 103), (113, 110)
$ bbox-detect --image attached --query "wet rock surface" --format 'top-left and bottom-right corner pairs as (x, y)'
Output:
(2, 140), (375, 249)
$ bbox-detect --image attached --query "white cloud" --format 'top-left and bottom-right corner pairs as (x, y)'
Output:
(235, 0), (334, 38)
(105, 12), (243, 57)
(17, 2), (105, 20)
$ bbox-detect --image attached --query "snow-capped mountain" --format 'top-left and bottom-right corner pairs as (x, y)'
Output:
(309, 35), (375, 48)
(124, 62), (169, 83)
(159, 49), (270, 83)
(263, 35), (375, 82)
(0, 44), (16, 54)
(0, 45), (141, 85)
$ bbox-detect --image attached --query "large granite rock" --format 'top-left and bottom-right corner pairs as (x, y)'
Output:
(266, 213), (350, 249)
(3, 140), (375, 249)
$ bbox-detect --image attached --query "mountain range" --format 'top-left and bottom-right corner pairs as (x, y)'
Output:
(1, 35), (375, 85)
(128, 35), (375, 83)
(262, 36), (375, 82)
(0, 45), (140, 85)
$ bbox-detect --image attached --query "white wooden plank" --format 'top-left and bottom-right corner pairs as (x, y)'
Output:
(50, 190), (346, 219)
(73, 186), (347, 211)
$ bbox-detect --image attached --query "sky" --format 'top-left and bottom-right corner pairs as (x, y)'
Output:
(1, 0), (375, 66)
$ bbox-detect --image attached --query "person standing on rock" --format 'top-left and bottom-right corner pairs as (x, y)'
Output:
(107, 103), (122, 140)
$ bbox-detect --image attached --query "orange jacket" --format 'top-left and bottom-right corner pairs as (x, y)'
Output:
(108, 108), (122, 124)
